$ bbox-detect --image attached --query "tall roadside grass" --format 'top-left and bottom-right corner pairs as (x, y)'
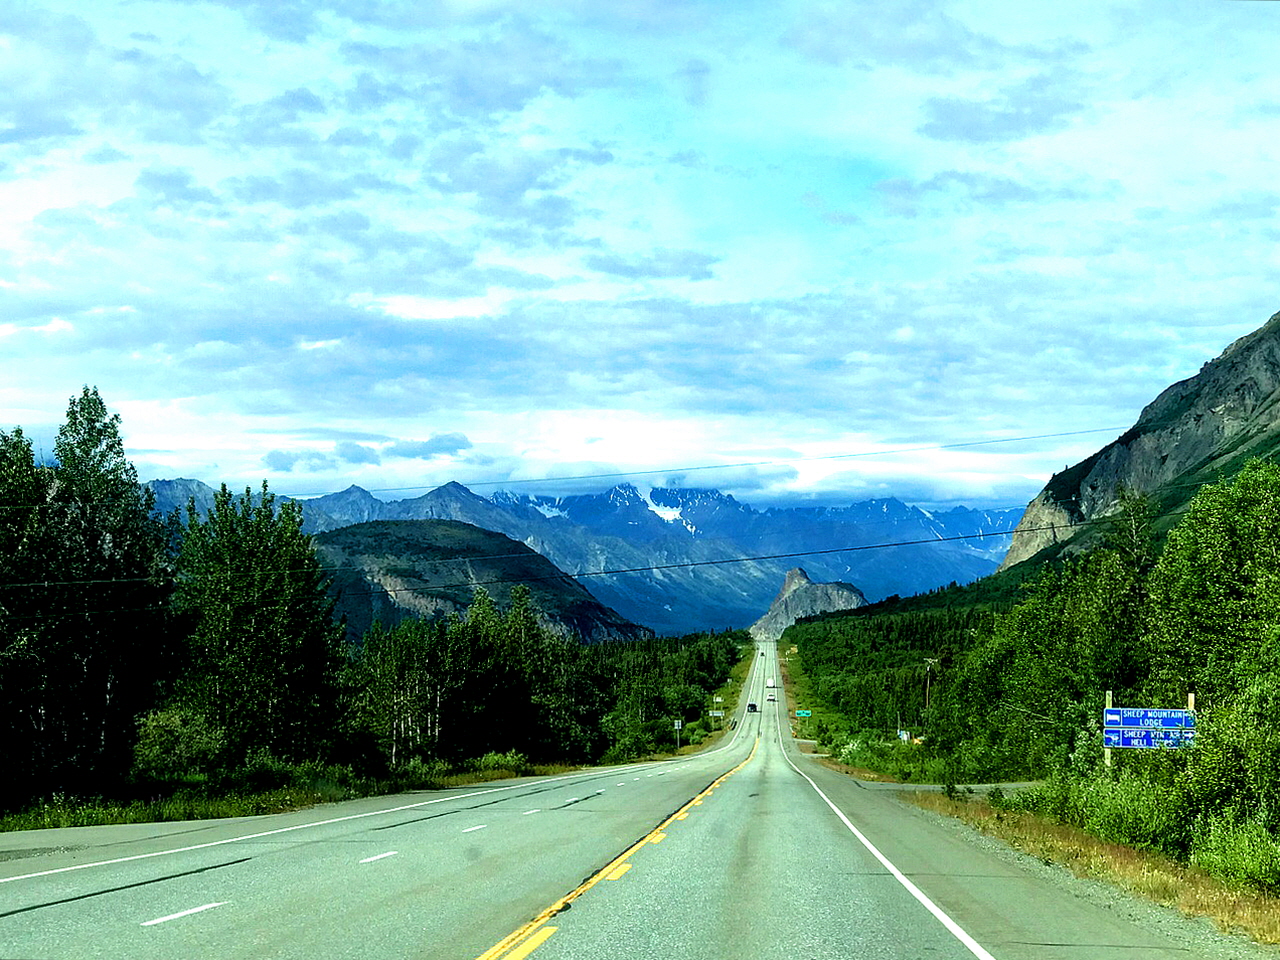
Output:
(0, 751), (573, 833)
(906, 789), (1280, 946)
(826, 737), (946, 783)
(1008, 771), (1191, 853)
(997, 768), (1280, 898)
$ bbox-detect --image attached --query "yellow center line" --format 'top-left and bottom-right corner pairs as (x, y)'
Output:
(503, 926), (558, 960)
(474, 738), (759, 960)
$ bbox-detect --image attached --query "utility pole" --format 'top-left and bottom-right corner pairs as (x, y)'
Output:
(924, 658), (939, 712)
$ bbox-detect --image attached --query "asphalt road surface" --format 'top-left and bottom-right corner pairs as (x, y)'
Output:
(0, 640), (1269, 959)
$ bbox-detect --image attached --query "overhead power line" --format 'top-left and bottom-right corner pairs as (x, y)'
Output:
(0, 499), (1042, 593)
(0, 515), (1137, 623)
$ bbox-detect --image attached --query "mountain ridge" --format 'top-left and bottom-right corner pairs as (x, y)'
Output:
(149, 479), (1022, 634)
(1002, 308), (1280, 568)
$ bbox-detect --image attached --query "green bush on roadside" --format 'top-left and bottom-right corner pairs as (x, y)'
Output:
(1190, 816), (1280, 893)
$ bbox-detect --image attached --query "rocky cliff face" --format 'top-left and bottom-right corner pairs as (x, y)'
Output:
(1002, 309), (1280, 568)
(748, 567), (867, 642)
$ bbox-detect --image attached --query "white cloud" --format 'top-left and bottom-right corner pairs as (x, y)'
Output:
(4, 0), (1279, 513)
(358, 291), (515, 320)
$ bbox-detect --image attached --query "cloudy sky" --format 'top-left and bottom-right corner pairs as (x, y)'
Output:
(3, 0), (1279, 510)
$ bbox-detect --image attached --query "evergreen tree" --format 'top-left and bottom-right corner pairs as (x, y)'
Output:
(1146, 460), (1280, 708)
(0, 389), (168, 807)
(173, 482), (341, 764)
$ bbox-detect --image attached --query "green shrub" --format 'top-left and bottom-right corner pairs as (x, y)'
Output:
(215, 748), (294, 794)
(131, 708), (225, 786)
(1191, 816), (1280, 893)
(397, 757), (450, 787)
(476, 751), (531, 774)
(1006, 772), (1189, 855)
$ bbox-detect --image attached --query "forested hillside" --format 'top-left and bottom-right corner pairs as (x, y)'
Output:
(314, 519), (651, 643)
(0, 390), (745, 818)
(789, 463), (1280, 891)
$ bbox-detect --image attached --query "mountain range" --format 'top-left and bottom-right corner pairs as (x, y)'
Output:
(149, 479), (1022, 635)
(1003, 309), (1280, 568)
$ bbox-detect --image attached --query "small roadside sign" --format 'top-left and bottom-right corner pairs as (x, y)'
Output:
(673, 720), (682, 730)
(713, 696), (723, 703)
(795, 709), (812, 717)
(709, 710), (725, 718)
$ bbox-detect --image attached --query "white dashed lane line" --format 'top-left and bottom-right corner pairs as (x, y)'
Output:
(141, 902), (228, 927)
(523, 809), (541, 815)
(359, 851), (398, 863)
(462, 825), (487, 833)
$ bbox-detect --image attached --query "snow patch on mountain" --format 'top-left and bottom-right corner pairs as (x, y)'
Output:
(641, 487), (700, 534)
(641, 486), (681, 522)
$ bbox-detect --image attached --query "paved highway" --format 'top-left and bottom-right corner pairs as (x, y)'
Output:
(0, 639), (1264, 959)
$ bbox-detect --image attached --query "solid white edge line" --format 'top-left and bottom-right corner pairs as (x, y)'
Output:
(778, 716), (997, 960)
(359, 851), (398, 863)
(140, 901), (227, 926)
(4, 642), (765, 888)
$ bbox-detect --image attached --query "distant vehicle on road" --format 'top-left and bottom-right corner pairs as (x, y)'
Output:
(760, 650), (765, 656)
(766, 693), (776, 702)
(747, 702), (758, 712)
(766, 677), (775, 688)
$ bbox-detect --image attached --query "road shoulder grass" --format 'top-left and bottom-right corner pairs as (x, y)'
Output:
(902, 789), (1280, 948)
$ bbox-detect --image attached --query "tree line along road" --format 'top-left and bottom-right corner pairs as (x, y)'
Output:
(0, 640), (1266, 959)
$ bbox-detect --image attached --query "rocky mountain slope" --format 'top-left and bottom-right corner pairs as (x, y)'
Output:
(748, 568), (866, 642)
(150, 479), (1021, 635)
(312, 519), (652, 644)
(1002, 309), (1280, 568)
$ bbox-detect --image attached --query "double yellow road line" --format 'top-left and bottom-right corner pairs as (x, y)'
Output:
(476, 739), (760, 960)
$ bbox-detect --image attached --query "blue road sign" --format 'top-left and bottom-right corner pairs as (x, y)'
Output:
(1103, 708), (1196, 730)
(1104, 727), (1195, 749)
(795, 709), (812, 717)
(1103, 707), (1195, 749)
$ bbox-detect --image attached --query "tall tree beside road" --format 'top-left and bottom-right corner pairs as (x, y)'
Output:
(172, 483), (342, 765)
(347, 618), (437, 768)
(1146, 459), (1280, 708)
(0, 389), (169, 808)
